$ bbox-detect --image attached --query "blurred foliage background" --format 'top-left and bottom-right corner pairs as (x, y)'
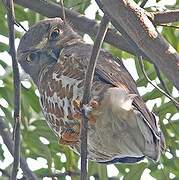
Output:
(0, 0), (179, 179)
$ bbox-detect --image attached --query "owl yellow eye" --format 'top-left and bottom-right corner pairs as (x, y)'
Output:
(50, 28), (60, 40)
(26, 52), (37, 63)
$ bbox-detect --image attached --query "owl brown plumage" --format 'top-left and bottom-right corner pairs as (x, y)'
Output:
(17, 18), (164, 163)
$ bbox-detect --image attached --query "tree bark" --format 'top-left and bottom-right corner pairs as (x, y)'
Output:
(99, 0), (179, 90)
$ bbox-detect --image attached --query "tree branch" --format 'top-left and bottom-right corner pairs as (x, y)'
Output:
(14, 0), (179, 90)
(80, 15), (109, 180)
(153, 10), (179, 24)
(0, 118), (38, 180)
(14, 0), (147, 59)
(140, 0), (148, 8)
(154, 65), (170, 95)
(99, 0), (179, 90)
(39, 171), (80, 178)
(5, 0), (21, 179)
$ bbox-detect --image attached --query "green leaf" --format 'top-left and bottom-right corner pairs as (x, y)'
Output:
(21, 85), (41, 113)
(154, 101), (177, 117)
(65, 0), (90, 14)
(142, 88), (163, 101)
(162, 27), (177, 50)
(22, 130), (52, 161)
(34, 168), (50, 177)
(135, 58), (156, 87)
(15, 4), (29, 21)
(30, 119), (57, 143)
(88, 162), (108, 180)
(0, 43), (8, 52)
(0, 60), (8, 69)
(0, 144), (5, 161)
(97, 164), (108, 180)
(123, 162), (147, 180)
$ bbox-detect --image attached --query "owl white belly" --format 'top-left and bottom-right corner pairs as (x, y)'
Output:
(39, 69), (159, 163)
(87, 87), (158, 162)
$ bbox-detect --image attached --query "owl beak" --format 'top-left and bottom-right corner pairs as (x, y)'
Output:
(50, 48), (61, 60)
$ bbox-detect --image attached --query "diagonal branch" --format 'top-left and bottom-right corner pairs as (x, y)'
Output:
(15, 0), (179, 88)
(140, 0), (148, 8)
(99, 0), (179, 91)
(154, 65), (171, 95)
(5, 0), (21, 179)
(0, 118), (38, 180)
(80, 15), (109, 180)
(153, 10), (179, 24)
(14, 0), (147, 59)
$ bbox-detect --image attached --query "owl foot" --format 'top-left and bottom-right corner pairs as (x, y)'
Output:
(72, 99), (81, 111)
(83, 99), (99, 125)
(89, 99), (99, 109)
(87, 112), (97, 125)
(72, 99), (99, 125)
(59, 128), (80, 145)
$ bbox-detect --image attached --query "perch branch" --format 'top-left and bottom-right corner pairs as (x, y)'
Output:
(80, 15), (109, 180)
(5, 0), (21, 179)
(0, 118), (38, 180)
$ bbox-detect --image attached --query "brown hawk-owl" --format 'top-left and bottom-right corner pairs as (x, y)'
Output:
(17, 18), (164, 163)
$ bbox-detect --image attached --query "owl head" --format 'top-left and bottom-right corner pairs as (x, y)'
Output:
(17, 18), (82, 85)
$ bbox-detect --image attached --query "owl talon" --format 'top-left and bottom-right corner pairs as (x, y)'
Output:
(83, 99), (99, 125)
(87, 112), (97, 125)
(59, 128), (80, 145)
(59, 138), (77, 145)
(73, 99), (81, 111)
(89, 100), (99, 109)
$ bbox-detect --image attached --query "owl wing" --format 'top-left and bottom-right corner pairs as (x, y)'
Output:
(62, 43), (159, 137)
(96, 51), (159, 136)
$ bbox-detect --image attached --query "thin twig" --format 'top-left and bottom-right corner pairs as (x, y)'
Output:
(39, 171), (80, 178)
(154, 64), (170, 95)
(159, 24), (179, 29)
(140, 0), (148, 8)
(0, 118), (38, 179)
(60, 0), (66, 23)
(138, 56), (179, 109)
(6, 0), (21, 179)
(14, 21), (27, 32)
(80, 15), (109, 180)
(153, 10), (179, 24)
